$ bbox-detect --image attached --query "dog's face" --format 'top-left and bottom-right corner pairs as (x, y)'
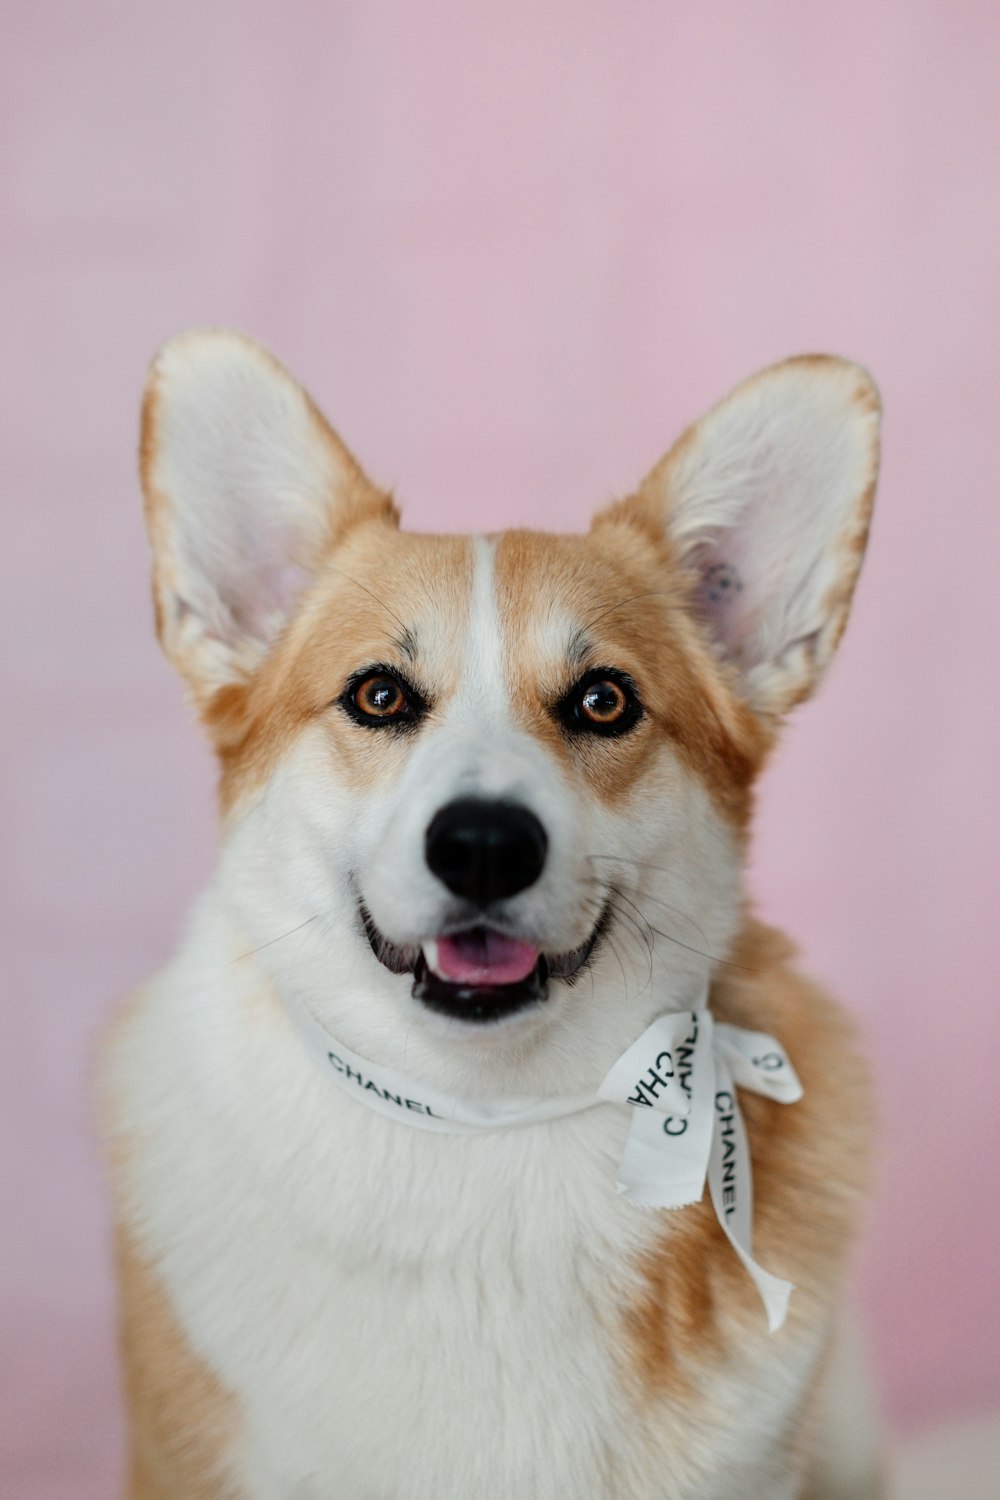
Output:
(140, 332), (879, 1088)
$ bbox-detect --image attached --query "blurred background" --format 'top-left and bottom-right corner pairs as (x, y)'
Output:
(2, 3), (998, 1495)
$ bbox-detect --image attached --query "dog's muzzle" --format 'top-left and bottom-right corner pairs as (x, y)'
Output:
(360, 796), (609, 1023)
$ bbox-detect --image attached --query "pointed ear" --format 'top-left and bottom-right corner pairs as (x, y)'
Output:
(600, 356), (881, 717)
(140, 328), (397, 707)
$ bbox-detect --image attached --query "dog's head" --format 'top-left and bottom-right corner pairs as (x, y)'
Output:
(140, 331), (879, 1090)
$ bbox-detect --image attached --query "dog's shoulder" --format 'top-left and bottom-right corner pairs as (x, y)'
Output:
(716, 919), (873, 1278)
(715, 918), (873, 1209)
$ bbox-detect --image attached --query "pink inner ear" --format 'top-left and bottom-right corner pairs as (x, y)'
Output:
(204, 507), (317, 648)
(691, 544), (755, 665)
(228, 560), (311, 641)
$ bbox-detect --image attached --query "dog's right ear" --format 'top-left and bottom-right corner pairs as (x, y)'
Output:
(594, 356), (880, 719)
(140, 328), (397, 709)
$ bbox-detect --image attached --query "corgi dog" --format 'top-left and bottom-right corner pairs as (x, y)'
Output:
(103, 330), (882, 1500)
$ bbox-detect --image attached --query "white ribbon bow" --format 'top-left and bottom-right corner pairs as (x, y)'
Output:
(290, 998), (802, 1331)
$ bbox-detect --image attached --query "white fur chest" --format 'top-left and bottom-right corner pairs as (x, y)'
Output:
(110, 939), (814, 1500)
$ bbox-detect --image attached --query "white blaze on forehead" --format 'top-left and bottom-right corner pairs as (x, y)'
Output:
(461, 535), (507, 718)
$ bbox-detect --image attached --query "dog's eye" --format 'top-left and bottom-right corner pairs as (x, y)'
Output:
(356, 674), (406, 717)
(558, 670), (642, 737)
(340, 669), (425, 728)
(579, 680), (627, 724)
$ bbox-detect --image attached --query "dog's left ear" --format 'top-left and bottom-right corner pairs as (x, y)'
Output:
(140, 327), (397, 709)
(598, 356), (881, 717)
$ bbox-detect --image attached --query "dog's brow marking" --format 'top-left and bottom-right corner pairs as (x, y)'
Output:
(394, 626), (418, 662)
(567, 627), (593, 668)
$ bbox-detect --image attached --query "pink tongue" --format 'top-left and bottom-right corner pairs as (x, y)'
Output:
(434, 931), (540, 987)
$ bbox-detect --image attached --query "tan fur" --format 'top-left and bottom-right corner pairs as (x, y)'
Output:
(116, 1224), (238, 1499)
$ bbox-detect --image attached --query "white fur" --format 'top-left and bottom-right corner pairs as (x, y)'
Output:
(808, 1309), (886, 1497)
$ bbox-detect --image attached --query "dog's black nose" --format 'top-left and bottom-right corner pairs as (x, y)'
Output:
(425, 799), (548, 906)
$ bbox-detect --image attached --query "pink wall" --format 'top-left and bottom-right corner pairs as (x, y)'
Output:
(3, 3), (998, 1491)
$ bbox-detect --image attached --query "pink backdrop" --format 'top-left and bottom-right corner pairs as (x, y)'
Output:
(3, 3), (999, 1492)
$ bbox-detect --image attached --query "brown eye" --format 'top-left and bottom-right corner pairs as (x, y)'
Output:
(354, 674), (406, 717)
(580, 680), (627, 724)
(340, 667), (428, 729)
(558, 668), (642, 738)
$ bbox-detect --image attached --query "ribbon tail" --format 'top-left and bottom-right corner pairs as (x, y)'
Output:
(708, 1061), (795, 1334)
(717, 1227), (794, 1335)
(714, 1021), (804, 1104)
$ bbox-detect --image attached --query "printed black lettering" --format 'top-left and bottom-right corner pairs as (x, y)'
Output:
(404, 1098), (425, 1112)
(344, 1063), (364, 1084)
(381, 1090), (404, 1108)
(715, 1098), (738, 1216)
(675, 1014), (699, 1101)
(663, 1116), (688, 1137)
(753, 1051), (784, 1072)
(721, 1152), (737, 1214)
(629, 1051), (676, 1107)
(327, 1052), (345, 1073)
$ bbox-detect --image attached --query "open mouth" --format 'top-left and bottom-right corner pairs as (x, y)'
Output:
(360, 905), (611, 1025)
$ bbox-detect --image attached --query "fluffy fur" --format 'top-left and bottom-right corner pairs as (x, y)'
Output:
(103, 330), (882, 1499)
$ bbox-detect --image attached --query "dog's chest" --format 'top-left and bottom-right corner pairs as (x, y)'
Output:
(226, 1150), (641, 1500)
(118, 982), (809, 1500)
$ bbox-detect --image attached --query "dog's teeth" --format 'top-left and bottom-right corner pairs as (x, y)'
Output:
(422, 940), (443, 978)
